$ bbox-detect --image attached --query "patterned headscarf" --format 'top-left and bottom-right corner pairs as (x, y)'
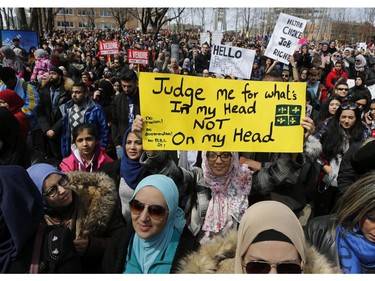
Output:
(201, 151), (252, 235)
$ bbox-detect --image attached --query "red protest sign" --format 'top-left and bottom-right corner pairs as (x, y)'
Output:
(128, 49), (149, 65)
(99, 40), (119, 55)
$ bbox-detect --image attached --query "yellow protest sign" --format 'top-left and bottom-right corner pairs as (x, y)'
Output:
(139, 72), (306, 152)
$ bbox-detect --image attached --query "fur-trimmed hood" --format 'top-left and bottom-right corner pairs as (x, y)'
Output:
(177, 230), (341, 274)
(66, 171), (118, 238)
(41, 76), (74, 91)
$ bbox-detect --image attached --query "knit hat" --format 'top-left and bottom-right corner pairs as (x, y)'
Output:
(50, 66), (64, 77)
(27, 163), (65, 193)
(34, 49), (48, 59)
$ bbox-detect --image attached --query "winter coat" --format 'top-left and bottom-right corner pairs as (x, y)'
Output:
(177, 229), (341, 273)
(60, 98), (109, 157)
(44, 171), (125, 272)
(30, 57), (53, 81)
(325, 68), (349, 90)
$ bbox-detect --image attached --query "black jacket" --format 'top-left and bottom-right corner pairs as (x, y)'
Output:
(304, 215), (340, 268)
(101, 225), (200, 273)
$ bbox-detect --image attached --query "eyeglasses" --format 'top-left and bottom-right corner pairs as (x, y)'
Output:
(333, 54), (340, 57)
(341, 103), (357, 110)
(206, 152), (232, 162)
(337, 87), (349, 91)
(281, 74), (289, 78)
(243, 261), (303, 274)
(129, 199), (168, 221)
(42, 175), (69, 197)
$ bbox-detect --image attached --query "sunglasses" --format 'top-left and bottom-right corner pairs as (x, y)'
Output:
(129, 199), (168, 221)
(341, 103), (357, 110)
(337, 87), (349, 91)
(281, 74), (289, 78)
(243, 261), (302, 274)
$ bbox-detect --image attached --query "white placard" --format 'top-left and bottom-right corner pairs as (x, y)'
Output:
(264, 13), (307, 65)
(209, 44), (256, 79)
(211, 31), (223, 46)
(200, 32), (210, 46)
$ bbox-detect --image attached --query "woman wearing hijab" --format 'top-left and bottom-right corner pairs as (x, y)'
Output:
(0, 107), (30, 168)
(0, 89), (30, 140)
(306, 172), (375, 273)
(0, 165), (81, 273)
(131, 115), (253, 245)
(178, 201), (340, 273)
(102, 174), (199, 273)
(26, 163), (125, 273)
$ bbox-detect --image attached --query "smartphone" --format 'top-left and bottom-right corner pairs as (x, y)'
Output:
(306, 104), (313, 118)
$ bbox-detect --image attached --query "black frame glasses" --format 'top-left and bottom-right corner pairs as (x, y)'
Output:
(243, 261), (303, 274)
(206, 152), (232, 162)
(337, 87), (349, 91)
(129, 199), (168, 221)
(42, 175), (69, 197)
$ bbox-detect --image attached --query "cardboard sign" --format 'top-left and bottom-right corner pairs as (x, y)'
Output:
(139, 72), (306, 152)
(200, 32), (210, 46)
(264, 13), (307, 64)
(128, 49), (149, 65)
(98, 40), (119, 55)
(211, 31), (223, 45)
(209, 44), (256, 79)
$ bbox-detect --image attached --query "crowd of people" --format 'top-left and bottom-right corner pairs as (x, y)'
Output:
(1, 27), (375, 274)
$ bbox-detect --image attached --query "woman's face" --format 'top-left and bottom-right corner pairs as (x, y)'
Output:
(369, 103), (375, 119)
(125, 132), (143, 160)
(43, 173), (73, 208)
(339, 109), (356, 130)
(328, 99), (341, 115)
(300, 70), (308, 80)
(75, 128), (96, 158)
(131, 186), (168, 239)
(242, 241), (302, 274)
(206, 152), (232, 176)
(355, 77), (363, 86)
(361, 216), (375, 243)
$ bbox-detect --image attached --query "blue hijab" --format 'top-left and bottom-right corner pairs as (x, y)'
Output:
(27, 163), (65, 194)
(336, 224), (375, 273)
(0, 165), (43, 273)
(120, 128), (144, 190)
(125, 174), (186, 273)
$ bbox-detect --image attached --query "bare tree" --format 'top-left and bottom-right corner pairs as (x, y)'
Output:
(108, 8), (134, 30)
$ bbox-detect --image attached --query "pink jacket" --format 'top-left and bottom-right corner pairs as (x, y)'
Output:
(60, 146), (113, 172)
(31, 57), (53, 81)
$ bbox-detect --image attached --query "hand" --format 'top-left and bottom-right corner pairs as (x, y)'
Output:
(301, 116), (315, 141)
(322, 165), (332, 175)
(46, 129), (55, 138)
(73, 230), (90, 256)
(132, 114), (145, 140)
(239, 156), (262, 172)
(93, 90), (101, 100)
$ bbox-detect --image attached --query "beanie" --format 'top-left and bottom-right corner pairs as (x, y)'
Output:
(50, 66), (64, 77)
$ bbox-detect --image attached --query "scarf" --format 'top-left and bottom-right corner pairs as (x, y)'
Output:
(355, 54), (367, 71)
(336, 224), (375, 273)
(201, 152), (252, 235)
(234, 201), (306, 273)
(120, 128), (144, 190)
(124, 175), (186, 274)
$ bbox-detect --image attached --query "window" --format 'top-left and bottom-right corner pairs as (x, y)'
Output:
(100, 22), (115, 29)
(99, 10), (112, 17)
(78, 22), (89, 28)
(77, 9), (95, 16)
(56, 21), (74, 28)
(56, 8), (73, 15)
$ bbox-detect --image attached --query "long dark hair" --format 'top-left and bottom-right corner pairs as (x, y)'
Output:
(314, 95), (343, 125)
(321, 103), (363, 161)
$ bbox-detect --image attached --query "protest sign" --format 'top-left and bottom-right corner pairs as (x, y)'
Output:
(139, 72), (306, 152)
(98, 40), (119, 55)
(128, 49), (149, 65)
(209, 44), (256, 79)
(211, 31), (223, 45)
(200, 32), (210, 46)
(264, 13), (307, 64)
